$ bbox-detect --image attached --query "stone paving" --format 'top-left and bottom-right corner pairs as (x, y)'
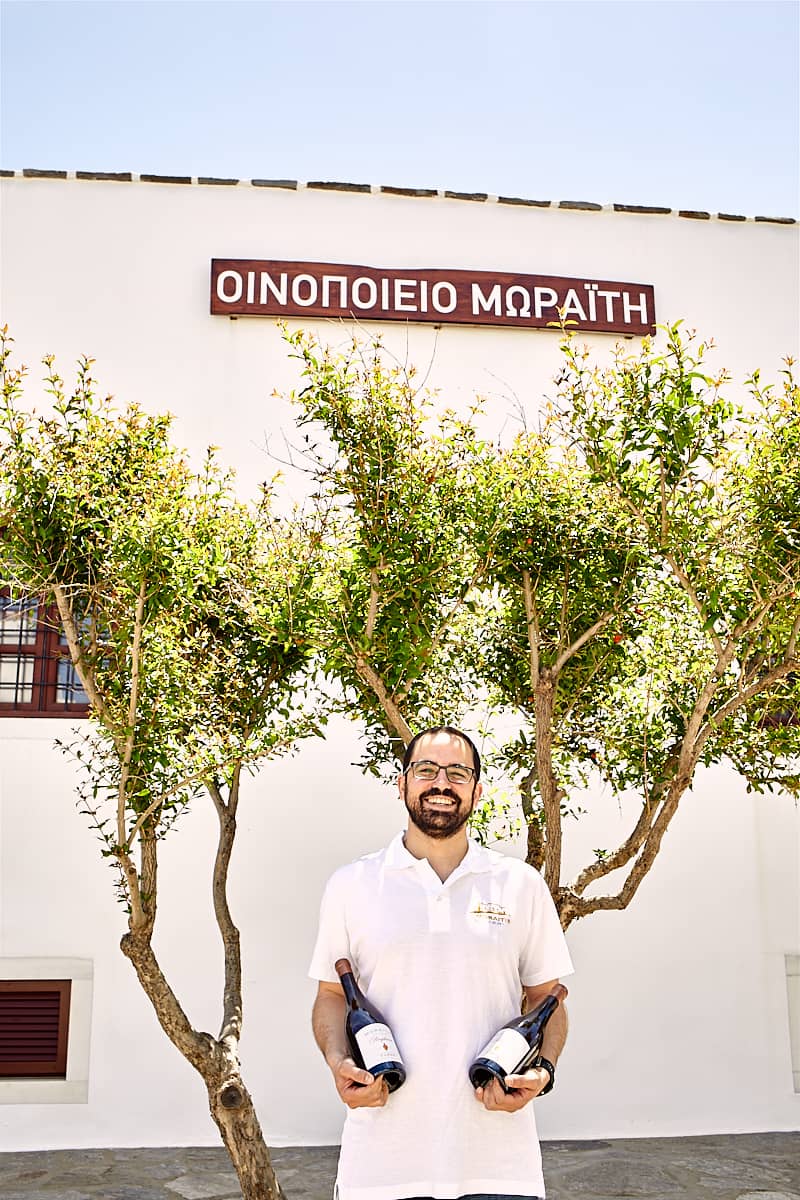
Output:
(0, 1134), (798, 1200)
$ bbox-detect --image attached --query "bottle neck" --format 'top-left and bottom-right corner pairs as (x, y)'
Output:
(522, 992), (558, 1030)
(336, 966), (364, 1011)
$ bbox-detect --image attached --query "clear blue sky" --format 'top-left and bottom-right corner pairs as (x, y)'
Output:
(1, 0), (798, 217)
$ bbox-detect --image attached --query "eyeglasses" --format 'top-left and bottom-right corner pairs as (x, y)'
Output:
(405, 760), (476, 785)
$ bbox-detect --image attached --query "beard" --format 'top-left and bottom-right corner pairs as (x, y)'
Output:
(404, 784), (475, 840)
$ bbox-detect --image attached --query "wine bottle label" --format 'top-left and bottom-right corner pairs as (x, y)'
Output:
(476, 1027), (530, 1074)
(355, 1023), (402, 1069)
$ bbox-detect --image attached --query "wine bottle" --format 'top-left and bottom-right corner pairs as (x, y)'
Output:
(469, 983), (568, 1093)
(335, 957), (406, 1093)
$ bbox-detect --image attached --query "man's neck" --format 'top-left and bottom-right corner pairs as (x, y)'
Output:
(403, 824), (470, 882)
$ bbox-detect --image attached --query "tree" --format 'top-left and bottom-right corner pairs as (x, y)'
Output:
(296, 326), (799, 929)
(286, 329), (503, 773)
(479, 327), (799, 926)
(0, 331), (323, 1200)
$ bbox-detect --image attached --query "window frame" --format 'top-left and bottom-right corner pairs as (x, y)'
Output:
(0, 959), (92, 1104)
(0, 591), (89, 717)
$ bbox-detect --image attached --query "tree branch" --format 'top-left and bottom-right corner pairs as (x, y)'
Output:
(354, 655), (414, 746)
(118, 577), (147, 849)
(208, 772), (243, 1049)
(128, 721), (307, 864)
(114, 847), (147, 928)
(560, 771), (689, 927)
(534, 674), (565, 894)
(416, 541), (500, 672)
(695, 656), (799, 753)
(521, 568), (540, 688)
(128, 769), (206, 844)
(518, 766), (545, 871)
(558, 564), (570, 652)
(598, 646), (732, 891)
(552, 612), (614, 676)
(570, 779), (659, 894)
(573, 438), (725, 661)
(120, 929), (214, 1073)
(137, 822), (158, 937)
(662, 551), (725, 659)
(676, 647), (737, 773)
(569, 636), (798, 902)
(731, 584), (797, 643)
(786, 609), (800, 659)
(52, 583), (114, 731)
(364, 567), (380, 644)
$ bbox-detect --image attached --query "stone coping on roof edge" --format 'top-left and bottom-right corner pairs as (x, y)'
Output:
(0, 170), (796, 225)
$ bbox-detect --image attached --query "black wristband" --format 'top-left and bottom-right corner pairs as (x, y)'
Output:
(534, 1056), (555, 1095)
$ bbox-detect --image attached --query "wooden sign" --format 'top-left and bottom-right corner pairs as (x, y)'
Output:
(210, 259), (656, 336)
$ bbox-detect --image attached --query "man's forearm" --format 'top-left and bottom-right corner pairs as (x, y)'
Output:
(540, 1002), (568, 1065)
(312, 988), (349, 1066)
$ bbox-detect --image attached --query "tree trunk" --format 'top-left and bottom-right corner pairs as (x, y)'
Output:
(532, 671), (565, 896)
(120, 931), (286, 1199)
(208, 1075), (285, 1200)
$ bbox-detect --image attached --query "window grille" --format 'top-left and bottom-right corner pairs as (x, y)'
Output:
(0, 593), (89, 716)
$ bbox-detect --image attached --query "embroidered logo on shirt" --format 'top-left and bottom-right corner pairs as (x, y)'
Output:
(470, 902), (511, 926)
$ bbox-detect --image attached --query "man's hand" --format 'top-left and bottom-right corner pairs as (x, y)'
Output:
(329, 1054), (389, 1109)
(313, 984), (387, 1108)
(474, 1066), (550, 1112)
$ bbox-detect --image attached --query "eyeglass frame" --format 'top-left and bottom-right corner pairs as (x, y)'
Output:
(403, 760), (477, 785)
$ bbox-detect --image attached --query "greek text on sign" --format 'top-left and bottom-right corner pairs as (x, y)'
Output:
(210, 259), (656, 336)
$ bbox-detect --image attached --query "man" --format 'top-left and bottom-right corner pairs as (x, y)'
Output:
(309, 726), (573, 1200)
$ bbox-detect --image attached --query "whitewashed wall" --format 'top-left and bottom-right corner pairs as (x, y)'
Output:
(0, 176), (798, 1151)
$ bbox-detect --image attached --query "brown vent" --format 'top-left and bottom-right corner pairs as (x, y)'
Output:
(0, 980), (71, 1076)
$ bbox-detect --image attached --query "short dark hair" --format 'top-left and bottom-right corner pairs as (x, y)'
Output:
(402, 726), (481, 781)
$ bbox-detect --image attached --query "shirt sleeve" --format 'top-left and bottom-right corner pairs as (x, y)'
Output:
(518, 866), (574, 987)
(308, 867), (351, 984)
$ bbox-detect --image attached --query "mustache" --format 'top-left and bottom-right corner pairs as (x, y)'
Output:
(420, 786), (461, 804)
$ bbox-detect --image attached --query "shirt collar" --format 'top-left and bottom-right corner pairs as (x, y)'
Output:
(384, 830), (495, 875)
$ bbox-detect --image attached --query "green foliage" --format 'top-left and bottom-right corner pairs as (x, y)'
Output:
(3, 320), (796, 927)
(546, 327), (800, 794)
(299, 324), (799, 921)
(0, 330), (324, 898)
(285, 328), (500, 771)
(479, 435), (647, 727)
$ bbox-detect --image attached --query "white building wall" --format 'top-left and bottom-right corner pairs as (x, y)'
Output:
(0, 175), (798, 1150)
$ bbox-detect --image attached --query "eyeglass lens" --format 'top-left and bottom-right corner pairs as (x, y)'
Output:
(411, 761), (473, 784)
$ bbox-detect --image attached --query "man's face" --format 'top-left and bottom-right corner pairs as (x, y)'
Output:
(399, 731), (482, 840)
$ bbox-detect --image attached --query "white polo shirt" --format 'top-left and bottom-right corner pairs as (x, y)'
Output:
(309, 832), (574, 1200)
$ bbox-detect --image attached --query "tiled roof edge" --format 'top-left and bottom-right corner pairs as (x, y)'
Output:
(2, 171), (796, 224)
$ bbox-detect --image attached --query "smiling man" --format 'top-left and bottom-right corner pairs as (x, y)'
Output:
(310, 726), (573, 1200)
